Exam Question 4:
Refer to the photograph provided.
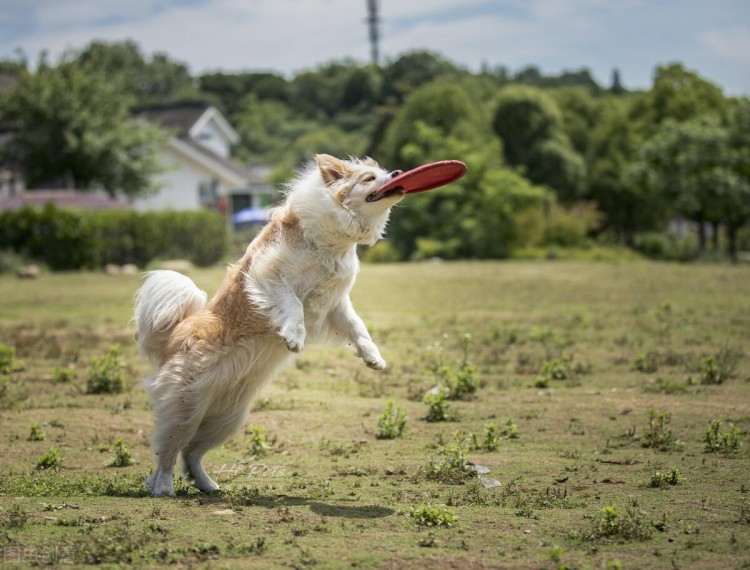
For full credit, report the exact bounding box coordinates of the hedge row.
[0,204,228,270]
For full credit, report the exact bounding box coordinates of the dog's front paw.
[364,355,387,371]
[280,322,306,353]
[358,339,387,370]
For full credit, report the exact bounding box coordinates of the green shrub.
[247,426,271,456]
[86,345,124,395]
[0,204,228,270]
[634,232,697,262]
[594,502,654,541]
[107,438,135,467]
[422,391,457,422]
[425,434,476,484]
[409,504,457,527]
[28,423,46,442]
[375,400,407,439]
[632,351,659,373]
[703,420,743,455]
[649,468,681,488]
[502,418,520,439]
[641,409,680,451]
[361,240,402,263]
[0,249,28,274]
[699,348,740,385]
[1,504,29,528]
[52,367,76,384]
[0,343,26,374]
[481,423,501,451]
[36,447,64,470]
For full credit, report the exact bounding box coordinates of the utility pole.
[366,0,380,66]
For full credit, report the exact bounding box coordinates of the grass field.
[0,260,748,569]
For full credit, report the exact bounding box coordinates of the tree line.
[1,41,748,261]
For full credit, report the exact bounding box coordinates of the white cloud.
[699,26,750,66]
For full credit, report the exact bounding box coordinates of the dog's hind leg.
[149,399,205,497]
[181,405,251,493]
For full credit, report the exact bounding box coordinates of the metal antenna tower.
[366,0,380,66]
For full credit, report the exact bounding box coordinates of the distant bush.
[0,203,227,270]
[634,232,697,262]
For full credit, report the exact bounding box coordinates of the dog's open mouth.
[366,187,404,203]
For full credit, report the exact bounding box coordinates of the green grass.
[0,261,749,568]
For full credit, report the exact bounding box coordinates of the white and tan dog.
[134,154,404,497]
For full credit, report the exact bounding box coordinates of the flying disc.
[367,160,467,202]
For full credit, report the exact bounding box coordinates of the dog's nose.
[390,170,403,178]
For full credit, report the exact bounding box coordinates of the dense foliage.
[1,42,748,261]
[0,204,227,270]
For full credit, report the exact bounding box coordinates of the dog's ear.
[315,154,349,187]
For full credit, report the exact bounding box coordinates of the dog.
[133,154,405,497]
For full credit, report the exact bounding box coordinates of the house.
[132,102,274,219]
[0,98,274,224]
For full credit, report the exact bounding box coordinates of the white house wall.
[132,147,224,211]
[192,118,231,158]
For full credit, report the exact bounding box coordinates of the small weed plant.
[86,345,124,394]
[699,348,740,385]
[425,434,476,484]
[594,500,654,541]
[649,468,681,488]
[703,420,743,455]
[469,423,501,451]
[1,504,29,529]
[247,426,271,456]
[502,418,520,439]
[28,422,46,441]
[0,342,26,374]
[422,391,457,422]
[36,446,64,470]
[108,438,135,467]
[641,409,680,451]
[52,367,76,384]
[375,400,407,439]
[409,504,457,527]
[426,333,479,400]
[632,351,659,373]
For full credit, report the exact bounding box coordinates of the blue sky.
[1,0,749,94]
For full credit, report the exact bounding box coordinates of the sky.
[1,0,749,94]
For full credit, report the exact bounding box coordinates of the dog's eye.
[363,175,376,183]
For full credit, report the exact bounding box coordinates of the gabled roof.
[132,101,239,143]
[132,101,210,136]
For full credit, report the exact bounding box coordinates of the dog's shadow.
[201,492,394,520]
[275,495,393,519]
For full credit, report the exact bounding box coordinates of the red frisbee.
[367,160,467,202]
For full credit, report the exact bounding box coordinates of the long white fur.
[134,155,403,497]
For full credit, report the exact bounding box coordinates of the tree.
[631,111,750,260]
[493,85,585,202]
[199,71,289,117]
[379,80,487,170]
[379,50,464,104]
[76,40,200,105]
[1,56,165,198]
[629,63,727,136]
[587,102,666,244]
[381,121,550,260]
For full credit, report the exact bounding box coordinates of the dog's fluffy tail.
[134,270,208,364]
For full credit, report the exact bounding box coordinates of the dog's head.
[315,154,404,211]
[301,154,405,245]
